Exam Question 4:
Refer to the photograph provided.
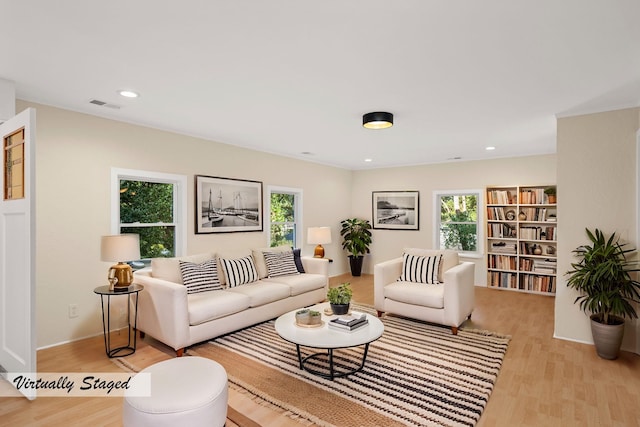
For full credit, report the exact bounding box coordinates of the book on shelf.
[490,241,517,254]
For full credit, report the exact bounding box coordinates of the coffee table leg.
[296,344,304,370]
[328,349,334,380]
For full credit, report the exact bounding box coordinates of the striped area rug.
[195,305,510,427]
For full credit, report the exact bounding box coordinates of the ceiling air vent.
[89,99,121,109]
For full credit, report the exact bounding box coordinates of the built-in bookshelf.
[486,185,557,295]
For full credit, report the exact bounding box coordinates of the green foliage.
[120,180,174,258]
[340,218,372,257]
[440,195,477,251]
[566,228,640,324]
[270,193,295,247]
[327,282,353,304]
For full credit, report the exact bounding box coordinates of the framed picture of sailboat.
[196,175,263,234]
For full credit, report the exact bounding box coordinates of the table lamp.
[307,227,331,258]
[101,234,141,289]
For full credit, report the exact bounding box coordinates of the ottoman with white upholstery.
[123,356,228,427]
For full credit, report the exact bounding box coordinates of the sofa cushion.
[403,248,459,283]
[226,281,291,307]
[262,273,326,296]
[263,250,300,278]
[220,255,259,287]
[187,290,251,326]
[251,245,291,278]
[399,253,441,284]
[179,259,223,294]
[384,281,445,309]
[151,253,214,284]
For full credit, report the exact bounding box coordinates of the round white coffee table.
[274,303,384,380]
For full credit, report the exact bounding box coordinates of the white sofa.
[133,248,329,356]
[374,249,475,334]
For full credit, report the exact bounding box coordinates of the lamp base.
[109,263,134,288]
[313,245,325,258]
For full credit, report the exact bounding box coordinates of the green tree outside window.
[120,180,175,258]
[440,194,478,252]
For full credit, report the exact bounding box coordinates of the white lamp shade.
[100,234,141,262]
[307,227,332,245]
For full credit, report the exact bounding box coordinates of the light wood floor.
[2,274,639,426]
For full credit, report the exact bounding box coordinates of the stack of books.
[328,311,368,331]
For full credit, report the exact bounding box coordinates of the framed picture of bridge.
[196,175,263,234]
[372,191,419,230]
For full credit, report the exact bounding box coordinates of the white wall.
[23,97,640,353]
[351,155,557,283]
[555,107,640,352]
[21,100,352,348]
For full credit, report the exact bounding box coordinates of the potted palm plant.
[566,228,640,359]
[340,218,372,276]
[327,282,353,315]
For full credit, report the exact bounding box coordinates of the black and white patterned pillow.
[263,250,300,278]
[398,253,442,284]
[220,256,259,287]
[179,259,223,294]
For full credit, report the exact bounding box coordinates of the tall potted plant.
[566,228,640,359]
[340,218,372,276]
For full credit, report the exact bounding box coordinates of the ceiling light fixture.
[118,90,139,98]
[363,112,393,129]
[485,146,496,151]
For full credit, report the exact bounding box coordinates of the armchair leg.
[376,310,384,317]
[451,326,458,335]
[176,348,184,357]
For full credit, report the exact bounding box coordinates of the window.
[111,168,187,259]
[268,186,302,248]
[435,190,482,255]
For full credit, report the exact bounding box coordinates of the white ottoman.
[123,356,228,427]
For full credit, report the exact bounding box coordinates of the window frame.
[266,185,303,248]
[433,189,483,256]
[111,168,187,257]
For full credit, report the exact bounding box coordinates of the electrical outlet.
[68,304,78,318]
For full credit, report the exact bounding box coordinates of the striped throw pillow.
[399,253,442,284]
[220,256,259,287]
[263,250,300,278]
[179,259,223,294]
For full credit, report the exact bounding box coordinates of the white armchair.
[374,249,475,334]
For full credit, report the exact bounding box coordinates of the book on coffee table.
[329,313,368,331]
[333,311,366,326]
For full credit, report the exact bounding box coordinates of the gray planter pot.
[590,314,625,360]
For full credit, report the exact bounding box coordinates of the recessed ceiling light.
[118,90,139,98]
[485,146,496,151]
[364,158,373,162]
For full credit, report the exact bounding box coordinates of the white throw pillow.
[179,259,223,294]
[263,250,300,278]
[399,253,442,284]
[220,255,259,287]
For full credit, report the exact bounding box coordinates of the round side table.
[93,284,144,358]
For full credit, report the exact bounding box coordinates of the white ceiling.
[2,1,639,170]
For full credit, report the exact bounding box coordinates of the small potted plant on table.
[327,282,353,315]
